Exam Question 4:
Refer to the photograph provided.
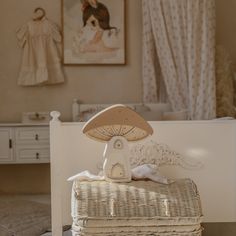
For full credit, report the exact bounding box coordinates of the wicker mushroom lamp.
[82,104,153,183]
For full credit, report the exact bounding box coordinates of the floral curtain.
[142,0,216,120]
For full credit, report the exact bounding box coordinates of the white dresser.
[0,124,49,164]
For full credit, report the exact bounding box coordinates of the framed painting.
[62,0,126,65]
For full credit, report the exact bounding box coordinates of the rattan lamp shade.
[82,104,153,142]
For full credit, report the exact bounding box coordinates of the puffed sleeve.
[16,23,28,48]
[50,21,62,43]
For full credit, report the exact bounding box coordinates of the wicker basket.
[71,179,203,236]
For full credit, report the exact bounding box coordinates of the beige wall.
[0,0,236,194]
[0,0,142,123]
[216,0,236,70]
[0,0,236,123]
[0,164,50,194]
[0,0,142,194]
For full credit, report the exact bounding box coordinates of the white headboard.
[50,112,236,235]
[72,102,172,121]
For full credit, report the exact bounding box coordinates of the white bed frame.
[50,112,236,236]
[72,102,172,121]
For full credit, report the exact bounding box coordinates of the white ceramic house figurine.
[82,104,153,182]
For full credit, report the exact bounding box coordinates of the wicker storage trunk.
[71,179,203,236]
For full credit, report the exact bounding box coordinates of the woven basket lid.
[82,104,153,142]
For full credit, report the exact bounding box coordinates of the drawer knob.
[36,152,39,159]
[35,134,39,140]
[9,139,12,149]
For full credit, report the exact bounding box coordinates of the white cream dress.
[16,17,64,86]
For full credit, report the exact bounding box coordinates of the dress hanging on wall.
[16,9,64,86]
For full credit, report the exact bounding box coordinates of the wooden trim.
[50,114,63,236]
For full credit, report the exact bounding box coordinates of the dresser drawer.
[15,146,50,163]
[15,127,49,144]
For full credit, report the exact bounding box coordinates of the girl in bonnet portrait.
[73,0,120,55]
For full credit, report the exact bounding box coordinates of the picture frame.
[62,0,126,65]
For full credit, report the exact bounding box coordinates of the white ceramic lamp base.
[103,136,131,183]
